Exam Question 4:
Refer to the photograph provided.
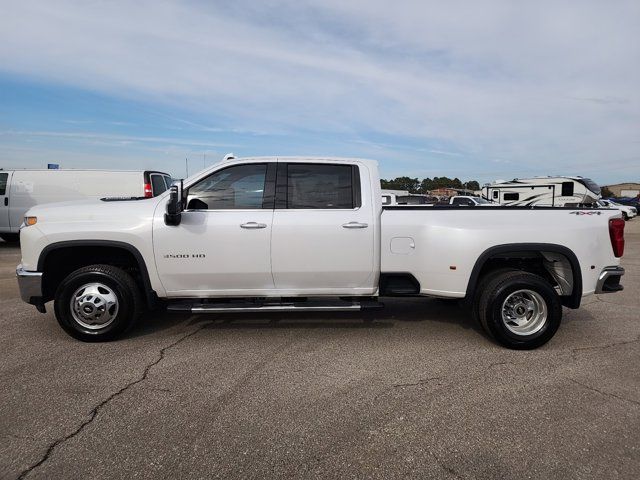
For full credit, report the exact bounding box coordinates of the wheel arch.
[38,240,157,308]
[465,243,582,309]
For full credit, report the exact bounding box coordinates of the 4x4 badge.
[569,211,601,215]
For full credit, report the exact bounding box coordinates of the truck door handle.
[240,222,267,229]
[342,221,368,229]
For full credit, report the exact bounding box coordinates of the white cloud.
[0,129,237,149]
[0,0,638,181]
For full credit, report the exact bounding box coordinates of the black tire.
[469,267,516,324]
[476,270,562,349]
[0,233,20,243]
[54,264,144,342]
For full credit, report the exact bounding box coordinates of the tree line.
[380,176,481,194]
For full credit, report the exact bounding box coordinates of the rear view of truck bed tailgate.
[380,206,623,301]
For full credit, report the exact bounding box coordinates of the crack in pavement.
[569,378,640,407]
[572,336,640,354]
[16,321,210,480]
[426,448,467,480]
[393,376,444,388]
[196,336,299,421]
[593,295,639,307]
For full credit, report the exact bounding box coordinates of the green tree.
[380,177,420,193]
[465,180,480,191]
[385,176,481,194]
[601,186,614,198]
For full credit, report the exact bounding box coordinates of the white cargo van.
[0,169,171,241]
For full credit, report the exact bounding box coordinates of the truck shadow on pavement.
[131,298,482,338]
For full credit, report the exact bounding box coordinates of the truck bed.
[380,206,619,299]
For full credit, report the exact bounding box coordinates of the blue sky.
[1,0,639,184]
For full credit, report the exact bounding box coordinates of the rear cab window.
[277,163,361,209]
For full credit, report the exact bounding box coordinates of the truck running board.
[167,299,383,314]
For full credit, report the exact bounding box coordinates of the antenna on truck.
[223,153,235,161]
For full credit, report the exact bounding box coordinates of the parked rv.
[482,176,601,207]
[0,169,172,241]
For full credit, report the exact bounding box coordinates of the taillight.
[609,218,625,257]
[144,182,153,198]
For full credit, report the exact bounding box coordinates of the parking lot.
[0,222,638,479]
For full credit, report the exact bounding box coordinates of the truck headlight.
[24,216,38,227]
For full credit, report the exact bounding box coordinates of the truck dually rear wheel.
[54,264,143,342]
[477,270,562,349]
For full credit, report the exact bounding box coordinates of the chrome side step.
[167,299,383,314]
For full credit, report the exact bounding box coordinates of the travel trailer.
[482,176,601,207]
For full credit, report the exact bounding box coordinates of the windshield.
[474,197,492,204]
[578,178,601,195]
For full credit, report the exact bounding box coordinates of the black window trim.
[274,162,362,210]
[503,192,520,201]
[183,162,277,211]
[561,181,574,197]
[149,173,169,197]
[0,172,8,196]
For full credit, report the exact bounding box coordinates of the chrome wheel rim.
[70,282,119,330]
[501,289,547,336]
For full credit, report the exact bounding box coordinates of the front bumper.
[595,266,625,294]
[16,265,45,312]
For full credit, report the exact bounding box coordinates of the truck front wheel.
[54,264,143,342]
[477,270,561,349]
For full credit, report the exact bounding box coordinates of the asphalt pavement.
[1,221,639,479]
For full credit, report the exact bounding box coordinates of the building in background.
[430,187,459,197]
[604,183,640,198]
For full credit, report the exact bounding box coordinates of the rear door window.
[284,164,358,209]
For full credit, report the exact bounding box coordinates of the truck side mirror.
[164,185,183,226]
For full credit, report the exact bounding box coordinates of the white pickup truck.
[17,157,626,349]
[449,195,495,206]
